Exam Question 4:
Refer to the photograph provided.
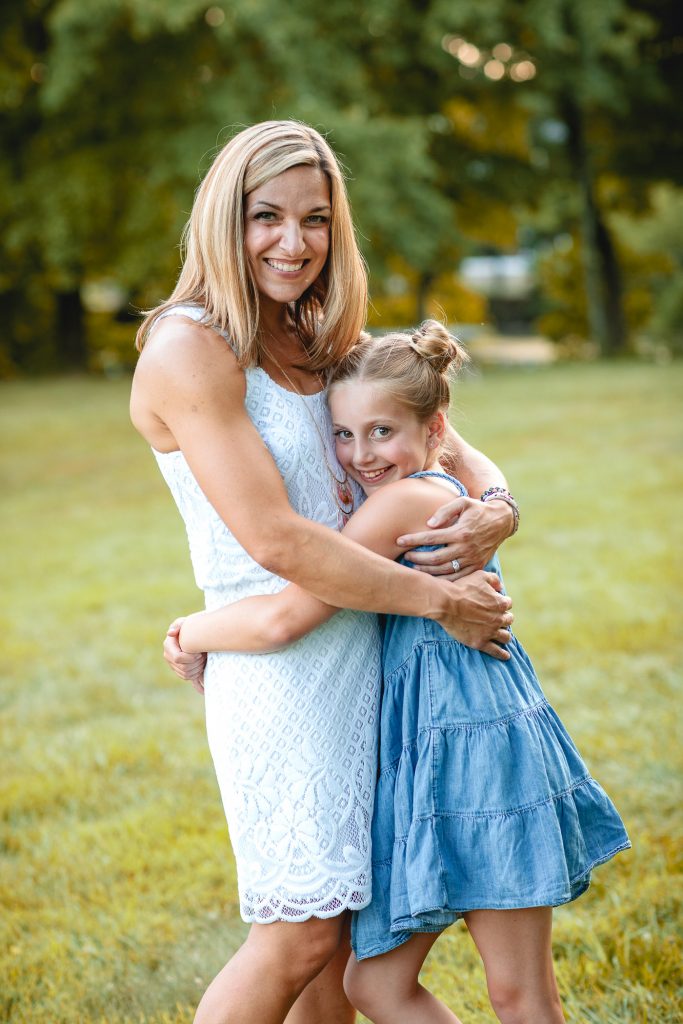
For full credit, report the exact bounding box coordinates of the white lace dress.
[151,306,382,923]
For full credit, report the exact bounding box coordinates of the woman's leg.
[194,915,346,1024]
[464,908,565,1024]
[344,932,463,1024]
[285,914,356,1024]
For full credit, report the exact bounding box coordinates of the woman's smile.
[264,258,307,274]
[244,165,331,306]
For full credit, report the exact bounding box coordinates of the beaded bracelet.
[480,486,520,536]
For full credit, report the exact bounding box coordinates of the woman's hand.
[437,570,514,660]
[163,618,207,694]
[396,496,515,579]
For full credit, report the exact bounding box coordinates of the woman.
[131,120,515,1024]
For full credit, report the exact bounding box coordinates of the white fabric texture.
[152,306,381,922]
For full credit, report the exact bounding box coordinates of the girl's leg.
[344,931,463,1024]
[285,914,356,1024]
[464,908,565,1024]
[194,915,346,1024]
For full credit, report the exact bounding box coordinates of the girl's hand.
[396,496,515,579]
[163,618,207,694]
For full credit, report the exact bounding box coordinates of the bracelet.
[480,486,520,536]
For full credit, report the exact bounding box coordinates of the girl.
[176,322,630,1024]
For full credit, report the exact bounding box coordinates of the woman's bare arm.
[131,319,512,648]
[443,424,508,496]
[178,477,513,658]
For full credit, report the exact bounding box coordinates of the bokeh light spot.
[205,7,225,27]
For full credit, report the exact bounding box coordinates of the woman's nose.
[278,220,305,256]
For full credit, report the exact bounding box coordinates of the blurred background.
[1,0,682,374]
[2,5,682,1023]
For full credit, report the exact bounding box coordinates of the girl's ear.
[426,410,447,449]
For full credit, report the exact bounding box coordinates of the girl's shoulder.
[361,472,466,521]
[342,472,468,560]
[408,470,468,497]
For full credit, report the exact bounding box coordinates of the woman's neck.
[258,306,302,363]
[257,308,323,393]
[258,296,290,339]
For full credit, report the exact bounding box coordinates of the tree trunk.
[596,216,626,356]
[562,97,626,356]
[56,288,87,369]
[415,271,434,323]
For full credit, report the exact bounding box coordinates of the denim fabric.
[352,472,630,960]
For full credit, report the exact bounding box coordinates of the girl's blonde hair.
[328,320,469,422]
[136,120,367,369]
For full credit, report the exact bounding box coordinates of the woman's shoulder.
[131,307,246,438]
[138,307,240,378]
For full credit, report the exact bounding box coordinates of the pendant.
[336,478,354,511]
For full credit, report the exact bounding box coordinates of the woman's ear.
[426,410,447,449]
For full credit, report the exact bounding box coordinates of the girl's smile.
[331,382,442,494]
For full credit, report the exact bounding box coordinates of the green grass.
[1,363,681,1023]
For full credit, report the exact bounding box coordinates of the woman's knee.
[300,919,345,977]
[249,917,343,989]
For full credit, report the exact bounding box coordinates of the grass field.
[1,362,681,1023]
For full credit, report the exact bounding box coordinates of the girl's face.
[244,165,331,311]
[330,381,443,494]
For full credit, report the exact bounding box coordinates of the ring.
[451,558,461,572]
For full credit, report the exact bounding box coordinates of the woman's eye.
[334,429,352,441]
[306,215,329,225]
[254,211,277,221]
[372,426,391,438]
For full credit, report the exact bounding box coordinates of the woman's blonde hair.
[328,320,469,423]
[136,120,367,368]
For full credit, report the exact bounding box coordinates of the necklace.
[260,335,355,526]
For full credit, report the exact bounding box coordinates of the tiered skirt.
[352,632,630,959]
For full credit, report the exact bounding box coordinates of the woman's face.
[244,165,331,310]
[330,381,440,495]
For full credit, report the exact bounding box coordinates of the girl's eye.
[306,215,329,225]
[334,429,352,441]
[254,211,277,221]
[371,426,391,438]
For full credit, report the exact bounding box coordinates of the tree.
[426,0,677,354]
[1,0,679,371]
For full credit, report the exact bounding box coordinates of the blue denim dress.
[352,471,630,960]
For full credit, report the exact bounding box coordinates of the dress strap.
[152,304,235,351]
[408,470,468,497]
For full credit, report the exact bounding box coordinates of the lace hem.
[241,878,372,923]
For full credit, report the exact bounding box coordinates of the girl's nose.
[278,220,305,256]
[354,441,373,465]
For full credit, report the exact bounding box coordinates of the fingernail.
[427,516,438,526]
[397,537,407,545]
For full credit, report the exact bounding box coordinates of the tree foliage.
[0,0,679,372]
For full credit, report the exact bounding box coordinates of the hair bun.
[409,320,467,374]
